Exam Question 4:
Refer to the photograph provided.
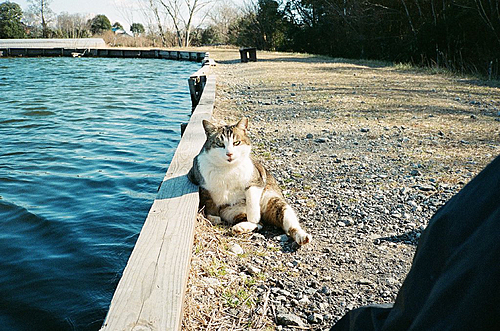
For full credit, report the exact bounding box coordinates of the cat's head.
[202,118,251,165]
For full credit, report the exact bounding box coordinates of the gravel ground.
[182,49,500,330]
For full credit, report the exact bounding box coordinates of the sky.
[14,0,146,30]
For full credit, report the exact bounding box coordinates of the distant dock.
[0,38,206,62]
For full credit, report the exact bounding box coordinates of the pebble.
[202,277,220,287]
[298,296,310,305]
[277,313,305,327]
[228,243,244,255]
[418,185,435,191]
[274,234,289,242]
[410,169,421,176]
[307,313,324,324]
[358,279,374,286]
[246,265,261,275]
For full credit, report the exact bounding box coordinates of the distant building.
[112,27,130,36]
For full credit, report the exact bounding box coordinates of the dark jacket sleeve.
[331,154,500,331]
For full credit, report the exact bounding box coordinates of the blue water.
[0,57,199,330]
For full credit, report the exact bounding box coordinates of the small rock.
[228,243,244,255]
[202,277,220,287]
[320,286,331,295]
[298,296,310,305]
[410,169,421,176]
[277,313,305,327]
[315,138,327,143]
[360,128,370,133]
[278,289,292,297]
[319,302,330,310]
[274,234,289,242]
[418,185,435,192]
[252,233,265,240]
[306,133,314,139]
[307,313,324,324]
[358,279,374,286]
[246,265,261,275]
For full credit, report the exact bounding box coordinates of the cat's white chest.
[198,154,253,206]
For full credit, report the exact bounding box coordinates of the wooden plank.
[0,44,206,61]
[100,72,215,331]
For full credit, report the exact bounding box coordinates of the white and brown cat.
[188,117,311,245]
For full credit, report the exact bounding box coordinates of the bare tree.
[56,12,89,38]
[206,2,241,44]
[27,0,54,38]
[143,0,210,47]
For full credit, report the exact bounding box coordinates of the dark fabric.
[331,155,500,331]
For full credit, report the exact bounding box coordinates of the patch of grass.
[262,151,271,159]
[205,259,228,277]
[222,288,255,308]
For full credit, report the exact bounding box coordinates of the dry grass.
[182,213,275,330]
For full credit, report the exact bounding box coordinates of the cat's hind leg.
[262,196,311,245]
[283,206,311,245]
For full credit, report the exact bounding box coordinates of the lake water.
[0,57,199,330]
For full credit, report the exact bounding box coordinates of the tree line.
[1,0,498,77]
[227,0,499,77]
[0,1,145,39]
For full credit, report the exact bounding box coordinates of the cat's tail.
[262,196,311,245]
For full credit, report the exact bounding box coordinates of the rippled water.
[0,57,199,330]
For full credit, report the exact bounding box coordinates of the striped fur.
[188,118,311,245]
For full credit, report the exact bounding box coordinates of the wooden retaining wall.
[0,47,206,62]
[100,62,215,330]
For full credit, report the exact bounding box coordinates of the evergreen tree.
[88,14,111,35]
[130,23,145,36]
[0,1,26,38]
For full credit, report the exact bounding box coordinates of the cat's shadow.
[251,226,303,253]
[156,174,197,200]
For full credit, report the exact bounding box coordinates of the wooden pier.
[99,55,215,331]
[0,39,206,61]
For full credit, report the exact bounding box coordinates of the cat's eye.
[234,140,241,146]
[216,141,225,148]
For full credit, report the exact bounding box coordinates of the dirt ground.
[182,48,500,330]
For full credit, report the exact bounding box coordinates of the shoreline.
[182,48,500,329]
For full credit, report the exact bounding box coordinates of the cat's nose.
[226,152,233,157]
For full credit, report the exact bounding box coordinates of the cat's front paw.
[232,222,262,234]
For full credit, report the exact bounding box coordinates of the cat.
[188,117,311,245]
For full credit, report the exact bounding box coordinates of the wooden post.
[248,48,257,62]
[188,66,210,110]
[239,48,248,63]
[239,47,257,63]
[100,74,216,331]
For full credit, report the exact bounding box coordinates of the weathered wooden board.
[0,40,206,61]
[100,73,215,331]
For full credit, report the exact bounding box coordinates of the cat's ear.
[202,119,216,136]
[236,117,248,131]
